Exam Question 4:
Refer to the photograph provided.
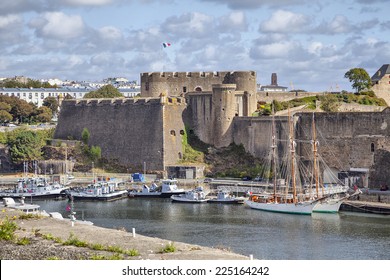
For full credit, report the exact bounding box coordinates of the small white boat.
[128,179,185,198]
[67,179,127,201]
[207,190,246,204]
[0,177,69,200]
[171,186,209,203]
[2,197,40,214]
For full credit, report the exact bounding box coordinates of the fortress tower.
[212,84,237,148]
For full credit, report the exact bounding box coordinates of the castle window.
[195,87,202,92]
[179,130,185,135]
[371,143,375,153]
[170,130,176,136]
[178,152,182,159]
[145,82,149,91]
[266,92,269,97]
[183,86,187,93]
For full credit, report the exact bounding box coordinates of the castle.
[54,69,390,186]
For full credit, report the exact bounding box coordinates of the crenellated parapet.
[140,71,257,100]
[61,97,186,108]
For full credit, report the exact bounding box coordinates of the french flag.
[162,42,171,48]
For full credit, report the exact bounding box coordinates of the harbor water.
[37,198,389,260]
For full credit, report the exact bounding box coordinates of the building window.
[371,143,375,153]
[195,87,202,92]
[183,87,187,93]
[170,130,176,136]
[178,152,182,159]
[180,130,185,135]
[145,82,149,91]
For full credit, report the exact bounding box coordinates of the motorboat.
[67,179,127,201]
[0,177,69,200]
[207,190,246,204]
[171,186,209,203]
[128,179,185,198]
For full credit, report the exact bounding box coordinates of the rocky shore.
[0,208,249,260]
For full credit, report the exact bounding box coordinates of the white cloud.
[64,0,114,5]
[260,10,309,33]
[29,12,85,40]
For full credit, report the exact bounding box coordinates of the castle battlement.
[141,71,255,80]
[61,97,187,108]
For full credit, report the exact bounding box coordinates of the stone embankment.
[0,208,249,260]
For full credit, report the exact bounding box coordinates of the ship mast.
[271,103,277,201]
[289,108,297,204]
[312,113,320,198]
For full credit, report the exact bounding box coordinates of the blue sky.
[0,0,389,91]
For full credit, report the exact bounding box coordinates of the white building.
[0,87,140,107]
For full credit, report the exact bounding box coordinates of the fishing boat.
[67,179,127,201]
[171,186,209,203]
[246,108,318,215]
[207,190,246,204]
[0,177,69,200]
[128,179,185,198]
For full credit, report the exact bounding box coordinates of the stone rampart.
[54,98,186,172]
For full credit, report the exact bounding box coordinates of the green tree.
[84,85,123,98]
[89,145,102,162]
[0,110,13,123]
[43,97,59,115]
[7,129,45,163]
[344,68,372,93]
[0,102,11,112]
[81,128,90,144]
[34,106,52,123]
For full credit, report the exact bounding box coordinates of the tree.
[84,84,123,98]
[0,110,13,123]
[344,68,372,93]
[34,106,52,123]
[81,128,90,144]
[89,145,102,162]
[7,129,45,163]
[43,97,59,115]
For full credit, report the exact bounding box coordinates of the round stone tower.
[212,84,237,148]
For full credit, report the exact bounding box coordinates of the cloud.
[0,14,25,46]
[260,10,310,33]
[199,0,306,9]
[218,11,248,32]
[29,12,85,40]
[64,0,114,6]
[162,12,214,39]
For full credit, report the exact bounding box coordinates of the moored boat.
[171,186,209,203]
[0,177,69,200]
[207,190,246,204]
[67,179,127,201]
[128,179,185,198]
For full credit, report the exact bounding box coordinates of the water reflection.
[36,199,390,260]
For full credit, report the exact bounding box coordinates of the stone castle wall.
[54,98,186,172]
[231,109,390,185]
[141,70,257,97]
[372,73,390,106]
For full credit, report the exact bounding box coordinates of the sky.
[0,0,389,92]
